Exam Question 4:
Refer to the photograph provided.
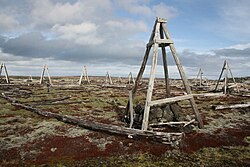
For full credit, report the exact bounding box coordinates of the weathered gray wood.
[40,64,52,85]
[147,39,173,47]
[79,66,90,85]
[0,63,3,77]
[105,72,113,85]
[142,21,161,131]
[215,60,239,94]
[162,23,204,128]
[215,102,250,110]
[1,93,183,145]
[0,63,10,84]
[150,119,195,127]
[3,64,10,84]
[228,64,239,92]
[129,90,134,128]
[160,24,170,97]
[215,60,226,92]
[148,94,193,106]
[128,72,135,84]
[193,68,203,86]
[125,20,157,113]
[39,65,45,84]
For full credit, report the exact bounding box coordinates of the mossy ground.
[0,76,249,166]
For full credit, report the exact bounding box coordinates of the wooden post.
[3,64,10,84]
[162,25,203,128]
[0,63,3,77]
[125,19,157,113]
[105,72,113,85]
[79,67,84,85]
[128,72,135,84]
[215,60,226,92]
[228,63,239,93]
[215,60,238,94]
[129,90,134,128]
[141,21,160,131]
[199,69,203,86]
[40,64,52,86]
[0,63,10,84]
[160,24,170,97]
[40,65,46,84]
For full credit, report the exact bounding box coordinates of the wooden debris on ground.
[1,93,183,145]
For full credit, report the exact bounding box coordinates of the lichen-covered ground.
[0,76,249,166]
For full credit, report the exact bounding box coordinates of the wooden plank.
[150,119,195,127]
[147,39,173,47]
[148,94,193,106]
[215,102,250,110]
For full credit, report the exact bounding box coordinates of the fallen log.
[1,93,183,145]
[215,102,250,110]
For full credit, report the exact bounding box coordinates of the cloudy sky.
[0,0,249,78]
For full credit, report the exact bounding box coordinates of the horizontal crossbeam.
[148,94,193,106]
[147,39,173,47]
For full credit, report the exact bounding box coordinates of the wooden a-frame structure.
[0,63,10,84]
[128,72,135,84]
[192,68,208,86]
[214,60,239,94]
[105,72,113,84]
[127,17,203,131]
[40,64,52,85]
[79,66,90,85]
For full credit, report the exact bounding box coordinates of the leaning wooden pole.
[125,20,157,113]
[40,65,46,84]
[3,63,10,84]
[162,24,204,128]
[141,22,160,131]
[160,24,170,97]
[215,60,226,92]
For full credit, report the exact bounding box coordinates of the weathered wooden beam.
[150,119,195,127]
[147,39,173,47]
[160,24,170,97]
[162,24,204,129]
[129,90,134,128]
[215,102,250,110]
[1,93,183,145]
[141,22,161,131]
[148,94,193,106]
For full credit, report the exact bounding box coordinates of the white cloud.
[52,22,104,45]
[30,0,113,27]
[223,43,250,50]
[116,0,178,19]
[152,2,178,19]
